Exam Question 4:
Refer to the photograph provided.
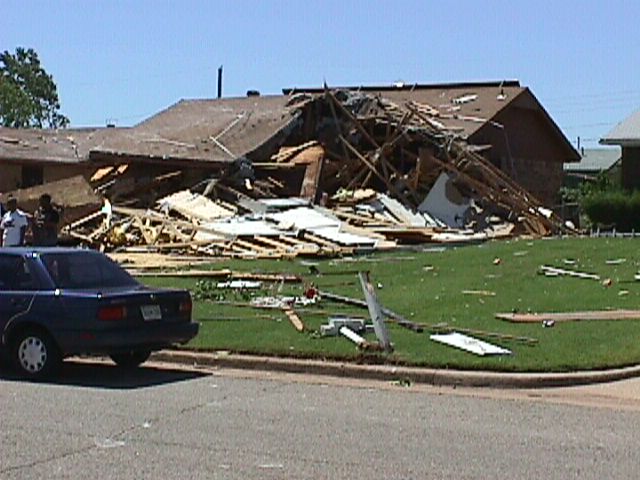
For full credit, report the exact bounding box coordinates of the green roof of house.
[564,147,620,172]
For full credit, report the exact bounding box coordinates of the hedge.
[583,190,640,231]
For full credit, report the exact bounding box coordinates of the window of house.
[21,165,44,188]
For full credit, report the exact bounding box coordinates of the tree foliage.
[0,47,69,128]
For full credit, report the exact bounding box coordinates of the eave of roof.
[600,109,640,146]
[283,80,521,94]
[0,126,126,164]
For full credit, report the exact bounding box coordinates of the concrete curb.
[151,350,640,389]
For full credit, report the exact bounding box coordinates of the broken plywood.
[158,190,236,222]
[430,332,512,356]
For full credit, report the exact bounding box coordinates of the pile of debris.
[50,89,572,258]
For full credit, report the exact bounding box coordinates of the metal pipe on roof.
[217,66,223,99]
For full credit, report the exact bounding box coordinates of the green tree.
[0,47,69,128]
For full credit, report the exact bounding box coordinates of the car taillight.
[179,298,192,314]
[98,305,127,321]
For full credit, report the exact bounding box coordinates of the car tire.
[12,329,61,380]
[110,350,151,368]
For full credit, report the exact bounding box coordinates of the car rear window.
[41,252,139,289]
[0,255,38,291]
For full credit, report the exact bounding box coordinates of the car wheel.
[13,329,61,379]
[110,350,151,368]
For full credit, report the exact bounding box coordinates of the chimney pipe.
[217,65,223,99]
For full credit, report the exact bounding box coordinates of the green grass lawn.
[140,237,640,372]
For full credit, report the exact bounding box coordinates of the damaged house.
[0,81,578,257]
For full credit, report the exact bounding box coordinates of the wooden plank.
[299,157,324,201]
[496,310,640,323]
[540,265,600,280]
[283,307,305,332]
[301,232,343,249]
[254,235,297,251]
[132,270,232,278]
[233,238,277,254]
[276,235,313,247]
[271,140,320,163]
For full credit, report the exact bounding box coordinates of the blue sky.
[5,0,639,148]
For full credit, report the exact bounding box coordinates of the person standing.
[32,194,60,247]
[0,196,29,247]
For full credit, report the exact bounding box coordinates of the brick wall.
[0,163,91,194]
[470,100,570,206]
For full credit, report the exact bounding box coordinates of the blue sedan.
[0,248,199,378]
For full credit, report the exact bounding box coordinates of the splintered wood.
[61,89,573,259]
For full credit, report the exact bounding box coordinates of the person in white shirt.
[0,196,29,247]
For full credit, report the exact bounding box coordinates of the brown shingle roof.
[93,95,300,163]
[284,81,525,138]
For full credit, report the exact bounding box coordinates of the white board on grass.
[430,332,512,356]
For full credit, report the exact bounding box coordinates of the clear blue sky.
[5,0,639,148]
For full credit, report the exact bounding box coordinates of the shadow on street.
[0,357,208,389]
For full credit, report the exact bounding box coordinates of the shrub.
[583,190,640,231]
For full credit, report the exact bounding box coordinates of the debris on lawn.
[320,316,371,336]
[216,280,262,289]
[49,89,573,260]
[430,332,512,356]
[319,289,423,332]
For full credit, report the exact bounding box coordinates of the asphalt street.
[1,359,640,480]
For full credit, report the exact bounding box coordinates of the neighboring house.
[563,147,621,188]
[0,127,122,193]
[600,110,640,189]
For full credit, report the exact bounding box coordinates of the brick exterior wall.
[469,93,573,206]
[0,163,91,193]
